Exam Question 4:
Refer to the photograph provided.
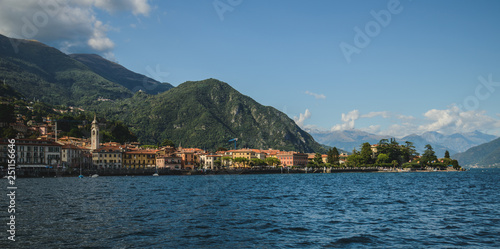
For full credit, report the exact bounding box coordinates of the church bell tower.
[91,114,100,150]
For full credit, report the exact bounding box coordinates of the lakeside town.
[0,109,464,177]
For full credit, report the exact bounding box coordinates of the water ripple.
[1,170,499,248]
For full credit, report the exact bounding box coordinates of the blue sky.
[1,0,500,137]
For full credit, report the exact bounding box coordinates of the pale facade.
[0,139,61,167]
[92,146,123,169]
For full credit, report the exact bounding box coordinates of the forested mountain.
[90,79,325,152]
[0,83,23,99]
[454,137,500,168]
[70,54,173,95]
[0,34,133,106]
[0,35,325,152]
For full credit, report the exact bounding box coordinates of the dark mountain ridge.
[91,78,326,152]
[70,54,173,95]
[0,34,132,106]
[0,35,324,152]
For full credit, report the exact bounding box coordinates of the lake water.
[1,169,499,248]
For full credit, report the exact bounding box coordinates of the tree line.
[343,139,461,170]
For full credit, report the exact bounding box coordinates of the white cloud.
[360,125,381,134]
[396,114,416,121]
[294,109,312,128]
[0,0,151,54]
[331,110,360,131]
[361,111,390,119]
[87,20,114,51]
[323,106,500,137]
[418,105,500,134]
[92,0,151,16]
[305,91,326,99]
[383,123,419,137]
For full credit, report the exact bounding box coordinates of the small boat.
[90,174,99,178]
[153,173,159,176]
[78,175,84,178]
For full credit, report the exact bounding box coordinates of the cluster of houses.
[0,115,350,171]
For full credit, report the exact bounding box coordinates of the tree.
[313,153,323,167]
[265,157,281,167]
[68,127,83,138]
[451,159,461,170]
[376,138,402,166]
[360,142,374,165]
[161,139,175,148]
[250,158,265,167]
[233,157,250,168]
[1,127,17,138]
[379,139,389,146]
[377,153,390,164]
[444,150,450,159]
[214,159,222,168]
[0,104,16,125]
[421,144,438,167]
[346,154,363,167]
[401,141,419,163]
[327,147,340,165]
[217,147,228,152]
[221,156,232,168]
[392,160,398,168]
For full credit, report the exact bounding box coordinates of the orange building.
[276,152,308,167]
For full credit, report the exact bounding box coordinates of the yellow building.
[92,146,123,169]
[123,149,157,169]
[232,149,257,160]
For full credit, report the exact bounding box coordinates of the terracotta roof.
[62,144,80,149]
[124,150,158,154]
[0,138,61,146]
[93,146,123,153]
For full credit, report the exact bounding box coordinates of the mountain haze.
[454,137,500,168]
[308,129,392,152]
[309,128,496,156]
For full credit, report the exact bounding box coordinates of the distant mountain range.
[0,34,325,152]
[401,131,497,157]
[454,137,500,168]
[308,129,497,157]
[307,129,392,152]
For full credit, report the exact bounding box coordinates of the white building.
[0,139,61,168]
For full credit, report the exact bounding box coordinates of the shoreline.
[1,167,464,178]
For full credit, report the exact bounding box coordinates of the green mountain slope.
[91,79,325,152]
[0,35,325,153]
[0,34,132,106]
[70,54,173,95]
[454,137,500,168]
[0,83,23,98]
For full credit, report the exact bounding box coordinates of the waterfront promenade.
[0,166,462,178]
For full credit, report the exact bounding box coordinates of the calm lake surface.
[1,169,499,248]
